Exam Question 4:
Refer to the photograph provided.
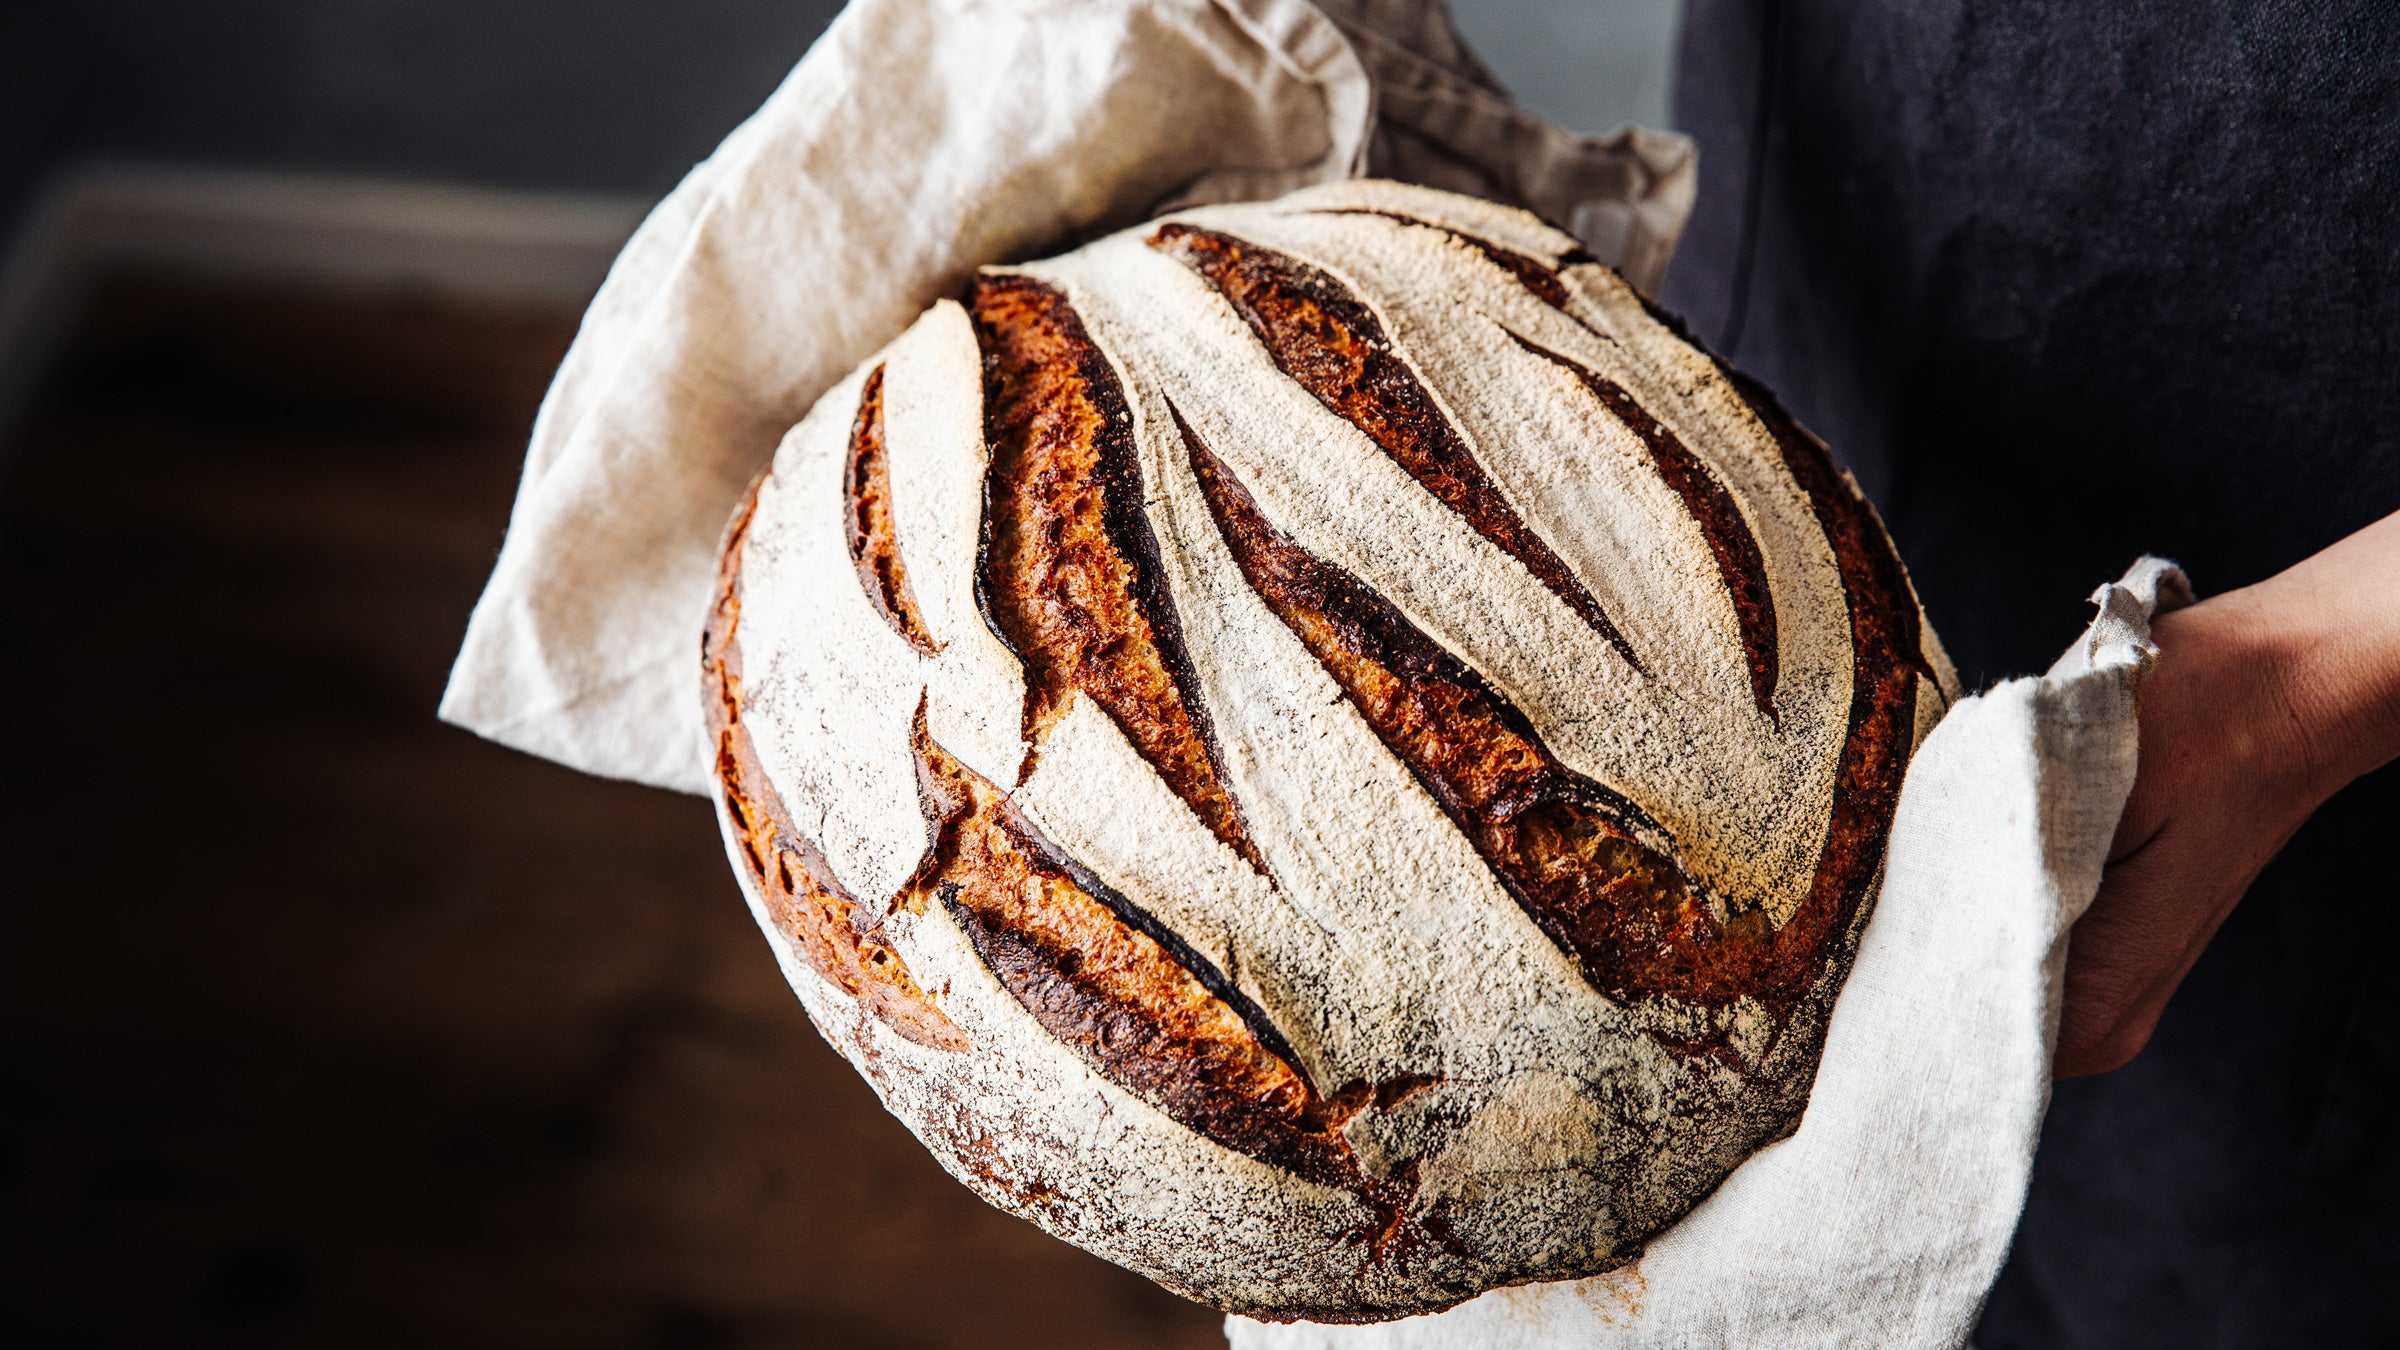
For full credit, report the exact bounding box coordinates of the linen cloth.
[439,1,2171,1344]
[438,0,1692,792]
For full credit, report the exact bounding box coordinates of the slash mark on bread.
[1305,207,1590,310]
[1149,222,1644,674]
[1261,212,1922,1021]
[705,472,965,1051]
[968,273,1269,875]
[843,364,942,656]
[905,700,1445,1204]
[1506,332,1781,720]
[1170,404,1821,1012]
[1712,370,1922,1010]
[1309,207,1783,718]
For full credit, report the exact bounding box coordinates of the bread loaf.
[701,180,1955,1321]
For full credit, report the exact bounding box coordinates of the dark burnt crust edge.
[1147,221,1645,675]
[703,470,966,1052]
[968,272,1267,872]
[842,363,942,657]
[1711,369,1922,1011]
[1504,330,1782,720]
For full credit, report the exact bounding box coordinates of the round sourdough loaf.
[701,180,1956,1322]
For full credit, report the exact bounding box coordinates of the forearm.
[2229,509,2400,802]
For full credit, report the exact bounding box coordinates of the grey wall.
[2,1,1682,247]
[1451,0,1680,136]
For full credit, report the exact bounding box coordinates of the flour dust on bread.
[701,180,1957,1322]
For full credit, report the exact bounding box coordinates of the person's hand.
[2056,512,2400,1078]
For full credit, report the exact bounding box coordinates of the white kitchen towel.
[438,0,1693,793]
[1231,557,2194,1350]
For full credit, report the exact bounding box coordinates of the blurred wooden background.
[0,272,1226,1349]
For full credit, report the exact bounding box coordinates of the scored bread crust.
[701,180,1958,1321]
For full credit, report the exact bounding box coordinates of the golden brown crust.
[704,472,966,1051]
[843,364,941,656]
[704,188,1946,1320]
[1148,222,1642,673]
[968,273,1266,873]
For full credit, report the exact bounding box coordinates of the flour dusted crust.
[701,181,1958,1322]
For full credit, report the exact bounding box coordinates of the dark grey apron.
[1660,3,2400,1344]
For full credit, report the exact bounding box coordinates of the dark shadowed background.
[0,2,850,234]
[0,3,1680,1347]
[0,1,1676,245]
